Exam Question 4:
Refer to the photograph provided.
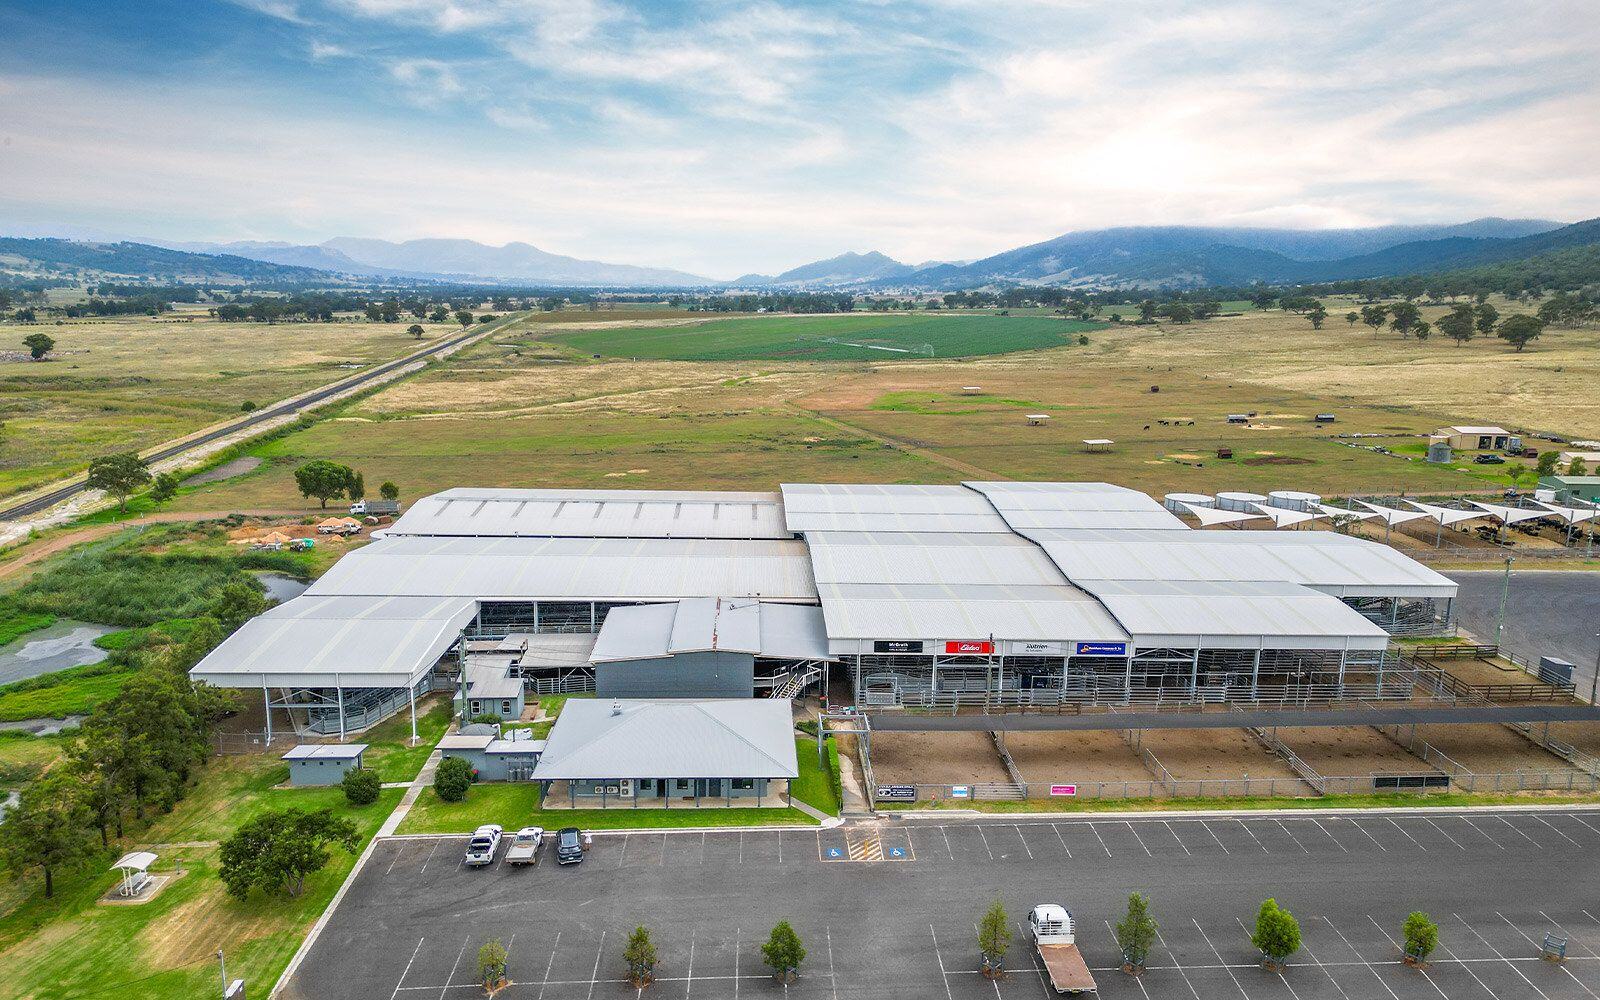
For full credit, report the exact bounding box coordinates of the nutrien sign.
[944,640,994,655]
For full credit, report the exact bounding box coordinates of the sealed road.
[1450,570,1600,697]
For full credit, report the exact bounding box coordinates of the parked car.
[463,824,503,867]
[556,827,585,865]
[1474,453,1506,464]
[505,827,544,866]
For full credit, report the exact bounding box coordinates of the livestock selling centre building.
[190,483,1458,737]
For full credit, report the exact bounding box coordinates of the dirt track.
[0,510,302,579]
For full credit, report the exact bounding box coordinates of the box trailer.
[1030,904,1097,994]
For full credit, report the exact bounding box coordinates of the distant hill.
[895,218,1568,289]
[320,237,709,286]
[769,250,914,286]
[164,240,399,277]
[0,238,331,282]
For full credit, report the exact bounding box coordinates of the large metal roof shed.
[965,480,1189,530]
[306,535,819,602]
[532,699,799,780]
[189,595,476,689]
[1077,579,1392,650]
[382,487,792,540]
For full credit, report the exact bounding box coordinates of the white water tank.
[1215,491,1268,512]
[1267,490,1321,512]
[1163,492,1215,513]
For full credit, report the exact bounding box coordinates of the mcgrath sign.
[874,640,924,654]
[1074,641,1129,657]
[1049,784,1078,797]
[876,784,917,802]
[944,640,995,655]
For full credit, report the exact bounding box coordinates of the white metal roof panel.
[188,595,477,689]
[1078,579,1391,650]
[306,536,819,602]
[815,582,1128,642]
[591,600,832,662]
[803,531,1074,588]
[282,744,368,760]
[385,487,790,539]
[779,483,1013,533]
[533,699,799,779]
[1021,528,1456,598]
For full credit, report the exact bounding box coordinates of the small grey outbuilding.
[438,729,546,781]
[282,743,368,786]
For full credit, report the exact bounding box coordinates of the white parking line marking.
[1502,912,1600,1000]
[930,924,955,1000]
[1102,920,1154,1000]
[1499,815,1542,847]
[1324,917,1402,1000]
[617,833,630,869]
[1345,818,1389,852]
[385,842,411,876]
[586,930,607,1000]
[1200,820,1230,854]
[977,825,995,860]
[439,937,469,1000]
[1364,915,1446,1000]
[701,830,707,865]
[1567,813,1600,839]
[1462,816,1507,849]
[537,931,561,1000]
[661,832,667,866]
[417,839,441,874]
[1014,825,1035,860]
[941,825,955,861]
[1090,824,1113,858]
[1274,818,1310,853]
[391,937,425,1000]
[1309,818,1348,852]
[1051,823,1073,858]
[1455,913,1553,1000]
[685,931,696,997]
[1545,912,1598,957]
[1126,821,1153,857]
[738,831,744,864]
[1235,818,1268,852]
[777,830,782,864]
[1164,820,1192,856]
[1151,927,1201,1000]
[1423,817,1467,850]
[1192,919,1250,999]
[1387,817,1427,851]
[827,925,840,1000]
[734,928,740,1000]
[1534,815,1583,847]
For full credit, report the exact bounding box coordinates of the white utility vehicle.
[1030,904,1097,994]
[463,824,503,867]
[504,826,544,866]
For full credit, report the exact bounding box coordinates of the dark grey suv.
[556,827,584,865]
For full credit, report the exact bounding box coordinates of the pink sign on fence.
[1049,784,1078,797]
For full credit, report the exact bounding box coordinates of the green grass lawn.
[360,694,453,782]
[0,750,401,1000]
[0,607,56,647]
[0,732,66,790]
[549,313,1105,361]
[398,781,819,833]
[787,735,841,816]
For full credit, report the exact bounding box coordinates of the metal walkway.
[868,703,1600,732]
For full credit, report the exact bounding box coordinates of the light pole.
[1494,556,1513,648]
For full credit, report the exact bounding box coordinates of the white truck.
[1030,904,1097,994]
[504,826,544,866]
[349,499,400,517]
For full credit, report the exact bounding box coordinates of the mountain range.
[6,216,1597,291]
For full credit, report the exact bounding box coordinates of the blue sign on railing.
[1074,641,1129,657]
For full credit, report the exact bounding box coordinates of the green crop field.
[548,312,1105,361]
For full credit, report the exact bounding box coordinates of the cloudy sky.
[1,0,1597,277]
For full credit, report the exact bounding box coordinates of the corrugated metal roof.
[189,595,476,688]
[816,582,1128,642]
[804,531,1074,588]
[1018,528,1456,598]
[1077,579,1391,650]
[384,487,791,540]
[780,483,1013,533]
[590,600,832,662]
[964,481,1188,529]
[532,699,799,779]
[282,744,368,760]
[306,536,819,602]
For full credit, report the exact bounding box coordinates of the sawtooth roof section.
[962,481,1189,530]
[306,536,819,603]
[590,600,832,663]
[532,699,799,780]
[383,487,791,540]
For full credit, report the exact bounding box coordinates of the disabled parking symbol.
[824,846,845,859]
[886,846,907,859]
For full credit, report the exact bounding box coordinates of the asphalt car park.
[286,808,1600,1000]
